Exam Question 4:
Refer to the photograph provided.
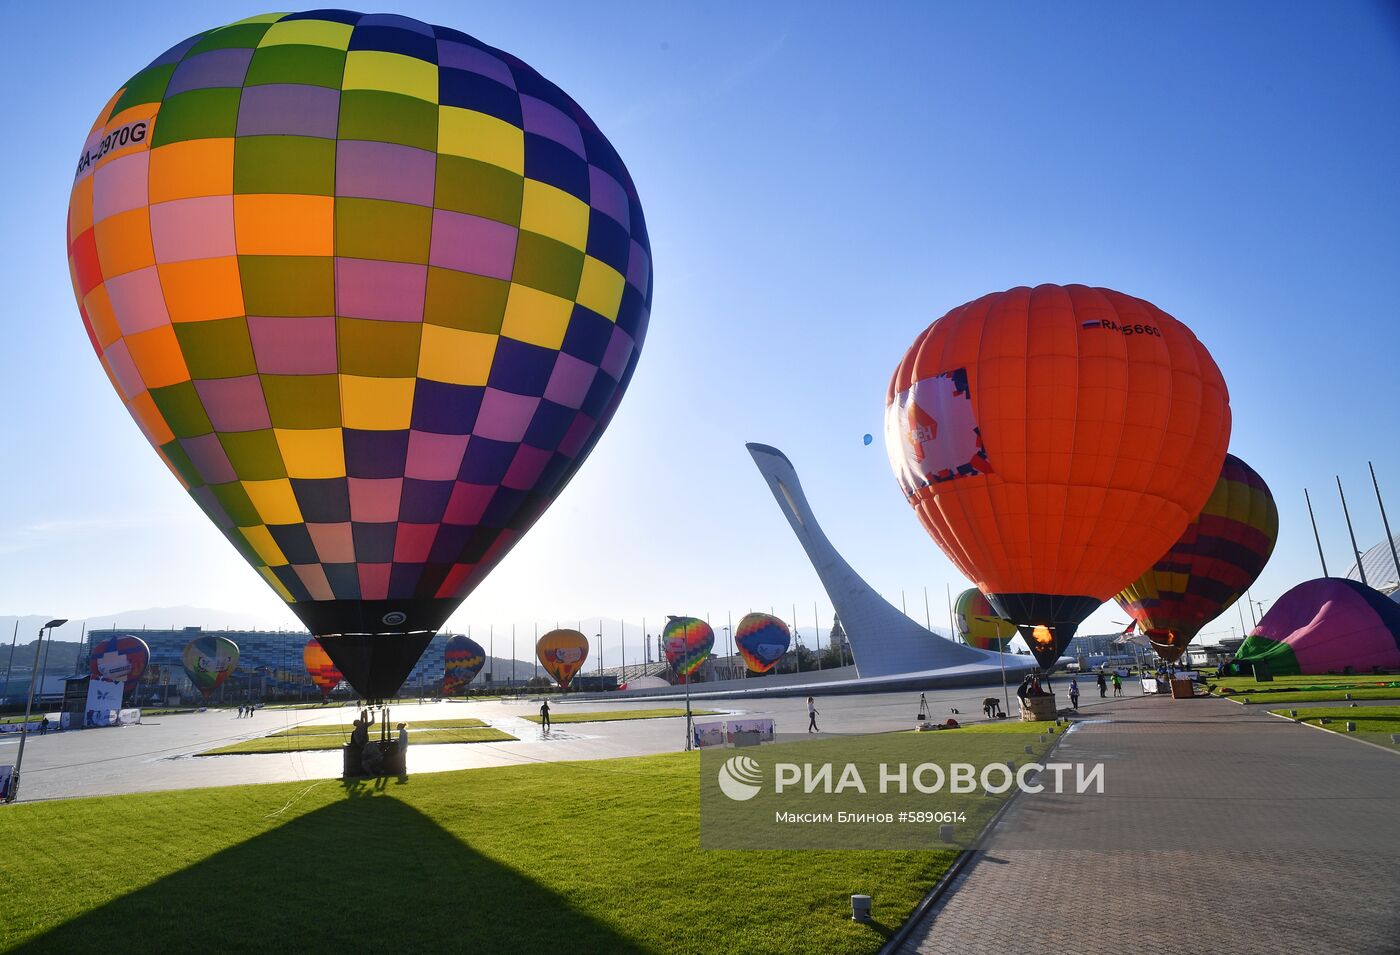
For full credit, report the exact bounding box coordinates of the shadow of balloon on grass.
[23,792,648,954]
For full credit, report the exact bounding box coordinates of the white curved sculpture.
[747,443,1015,678]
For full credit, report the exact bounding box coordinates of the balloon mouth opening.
[985,593,1100,669]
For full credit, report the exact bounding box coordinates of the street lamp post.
[683,618,692,750]
[3,620,18,709]
[7,619,66,803]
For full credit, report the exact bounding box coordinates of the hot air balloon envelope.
[536,629,589,689]
[953,589,1017,652]
[663,617,714,681]
[182,635,240,699]
[1115,454,1278,662]
[303,638,344,698]
[67,11,653,702]
[886,285,1230,668]
[90,635,151,694]
[1233,579,1400,676]
[442,634,486,694]
[734,613,790,673]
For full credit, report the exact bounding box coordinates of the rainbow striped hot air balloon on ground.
[663,617,714,683]
[1115,454,1278,662]
[442,634,486,694]
[734,613,790,673]
[953,588,1017,651]
[66,10,652,703]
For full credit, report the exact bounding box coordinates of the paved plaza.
[899,694,1400,955]
[1,679,1083,802]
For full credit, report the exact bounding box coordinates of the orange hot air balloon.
[886,285,1230,669]
[536,629,589,689]
[303,638,343,698]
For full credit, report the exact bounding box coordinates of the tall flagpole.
[1369,462,1400,587]
[3,620,18,707]
[1304,488,1329,576]
[1337,476,1368,586]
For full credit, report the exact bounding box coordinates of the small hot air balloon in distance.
[303,638,343,699]
[663,617,714,683]
[90,635,151,696]
[953,589,1017,651]
[1114,454,1278,662]
[442,634,486,695]
[862,434,873,446]
[734,612,791,673]
[181,635,239,700]
[1233,578,1400,676]
[536,629,589,689]
[67,11,652,703]
[886,285,1230,669]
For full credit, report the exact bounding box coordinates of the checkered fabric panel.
[68,11,651,608]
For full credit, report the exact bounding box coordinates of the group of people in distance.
[348,711,408,776]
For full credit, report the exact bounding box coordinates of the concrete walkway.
[898,694,1400,955]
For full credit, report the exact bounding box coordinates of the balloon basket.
[1019,694,1057,721]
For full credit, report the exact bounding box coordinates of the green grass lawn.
[524,707,722,725]
[948,720,1057,734]
[197,725,516,756]
[0,751,961,954]
[1270,706,1400,750]
[1213,672,1399,689]
[266,718,488,738]
[1228,687,1400,704]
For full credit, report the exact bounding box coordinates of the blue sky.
[2,1,1398,652]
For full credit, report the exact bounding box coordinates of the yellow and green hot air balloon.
[953,588,1017,651]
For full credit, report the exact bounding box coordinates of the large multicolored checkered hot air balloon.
[663,617,714,683]
[303,638,343,697]
[89,635,151,696]
[1233,578,1400,676]
[441,633,486,694]
[66,12,652,701]
[734,612,790,673]
[1114,454,1278,663]
[953,588,1016,652]
[535,628,588,689]
[181,635,240,700]
[886,285,1230,669]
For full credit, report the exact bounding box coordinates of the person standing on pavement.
[1068,678,1080,710]
[539,699,551,729]
[807,696,819,733]
[1112,672,1123,697]
[1096,671,1107,698]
